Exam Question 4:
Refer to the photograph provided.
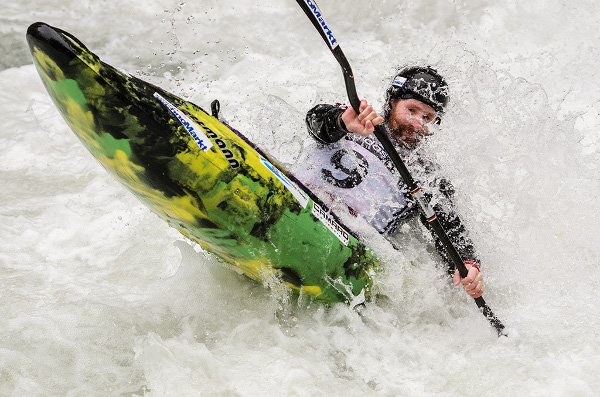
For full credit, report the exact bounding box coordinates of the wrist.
[463,260,480,272]
[336,112,348,132]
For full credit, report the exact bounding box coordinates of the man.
[301,66,484,299]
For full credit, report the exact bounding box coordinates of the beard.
[388,118,426,149]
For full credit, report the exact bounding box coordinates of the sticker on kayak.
[195,120,240,169]
[312,202,349,246]
[259,155,309,208]
[154,92,213,152]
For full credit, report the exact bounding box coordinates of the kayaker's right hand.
[341,99,384,136]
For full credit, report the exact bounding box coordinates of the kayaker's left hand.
[453,262,484,298]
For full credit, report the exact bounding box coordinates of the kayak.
[26,22,382,303]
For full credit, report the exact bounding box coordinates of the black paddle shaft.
[295,0,506,336]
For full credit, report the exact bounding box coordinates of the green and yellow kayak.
[26,22,382,303]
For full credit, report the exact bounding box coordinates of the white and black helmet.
[384,66,449,120]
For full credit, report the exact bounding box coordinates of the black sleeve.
[420,178,481,275]
[305,103,349,144]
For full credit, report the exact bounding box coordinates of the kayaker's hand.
[341,99,384,136]
[453,262,484,298]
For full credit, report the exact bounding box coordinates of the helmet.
[384,66,449,119]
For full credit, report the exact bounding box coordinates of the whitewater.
[1,0,599,395]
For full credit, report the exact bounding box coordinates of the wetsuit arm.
[305,103,349,144]
[421,179,480,275]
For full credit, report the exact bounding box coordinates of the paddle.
[295,0,506,336]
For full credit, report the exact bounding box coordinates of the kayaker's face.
[388,98,437,148]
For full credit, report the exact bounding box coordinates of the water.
[1,0,599,395]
